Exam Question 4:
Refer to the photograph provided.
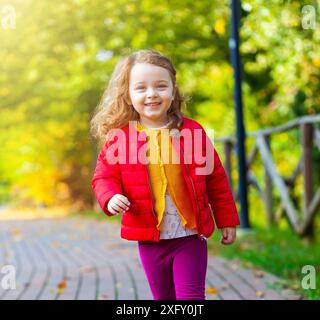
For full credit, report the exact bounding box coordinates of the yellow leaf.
[256,290,265,298]
[57,288,64,295]
[214,19,225,35]
[206,287,218,295]
[10,228,23,241]
[313,58,320,67]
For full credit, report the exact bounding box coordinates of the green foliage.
[208,222,320,300]
[241,0,320,125]
[0,0,319,210]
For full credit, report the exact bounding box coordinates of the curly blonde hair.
[90,49,187,145]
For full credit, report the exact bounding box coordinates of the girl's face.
[129,63,175,127]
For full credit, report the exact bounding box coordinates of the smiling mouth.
[145,103,161,107]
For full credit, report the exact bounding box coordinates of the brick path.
[0,218,301,300]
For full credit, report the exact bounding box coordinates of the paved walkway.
[0,219,301,300]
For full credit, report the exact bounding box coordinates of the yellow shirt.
[137,121,196,230]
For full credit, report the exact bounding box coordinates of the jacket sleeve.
[91,142,123,216]
[202,128,241,228]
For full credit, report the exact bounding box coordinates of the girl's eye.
[136,85,167,90]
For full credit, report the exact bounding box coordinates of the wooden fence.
[216,115,320,238]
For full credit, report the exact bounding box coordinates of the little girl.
[90,49,240,300]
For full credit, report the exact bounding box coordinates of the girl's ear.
[172,86,177,99]
[124,96,132,105]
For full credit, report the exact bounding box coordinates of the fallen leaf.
[256,290,265,298]
[49,288,55,295]
[79,265,95,273]
[230,263,239,270]
[220,284,230,290]
[57,288,64,296]
[98,293,109,300]
[50,241,60,249]
[206,287,218,295]
[10,228,23,241]
[254,270,264,278]
[58,280,67,289]
[10,228,21,236]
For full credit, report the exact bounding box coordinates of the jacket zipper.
[144,157,158,225]
[138,130,158,225]
[179,144,204,240]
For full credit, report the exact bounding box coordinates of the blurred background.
[0,0,319,299]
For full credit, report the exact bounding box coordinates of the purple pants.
[138,234,207,300]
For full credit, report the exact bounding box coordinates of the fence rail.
[216,115,320,238]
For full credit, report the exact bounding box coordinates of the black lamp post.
[229,0,250,228]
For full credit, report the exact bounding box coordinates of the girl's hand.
[220,227,236,245]
[107,194,131,216]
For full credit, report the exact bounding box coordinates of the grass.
[208,224,320,300]
[71,209,122,222]
[72,209,320,300]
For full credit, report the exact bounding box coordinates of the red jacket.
[91,116,240,241]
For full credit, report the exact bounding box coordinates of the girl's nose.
[146,87,158,97]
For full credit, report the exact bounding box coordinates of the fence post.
[224,141,234,194]
[264,135,274,226]
[300,123,314,238]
